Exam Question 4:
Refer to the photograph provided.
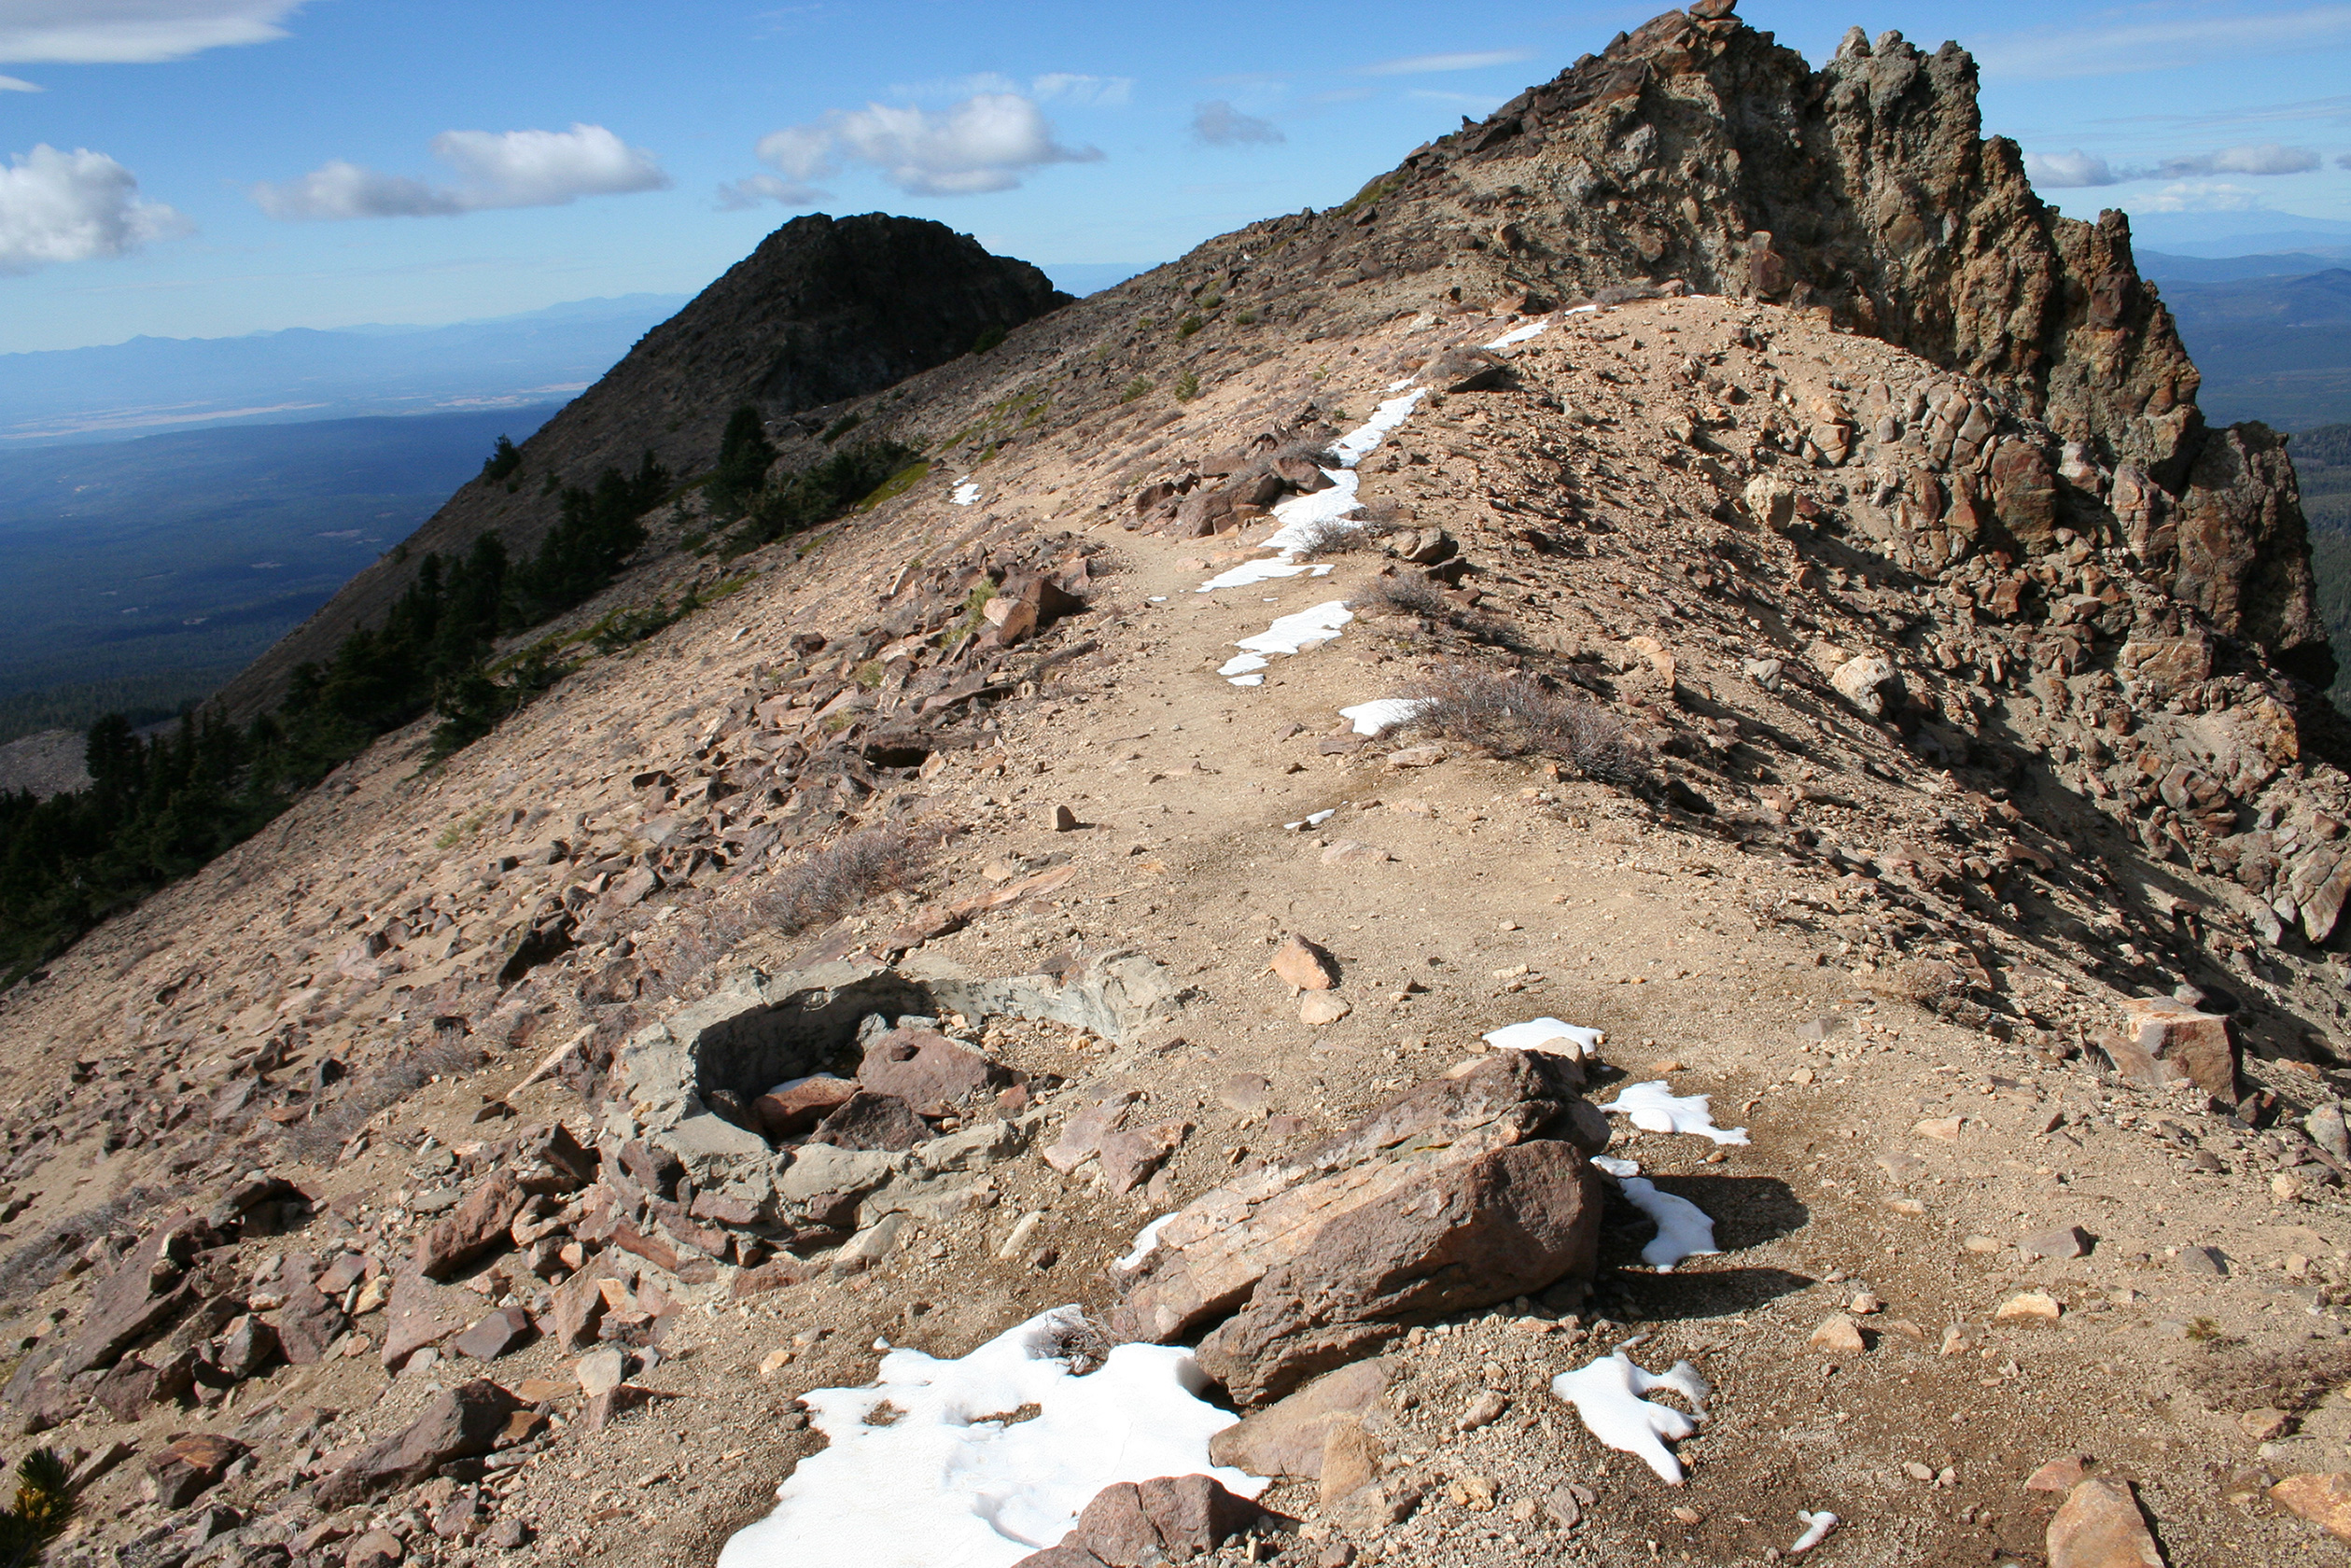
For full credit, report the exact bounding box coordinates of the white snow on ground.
[1115,1214,1175,1273]
[1196,557,1335,592]
[1329,387,1425,467]
[1219,600,1352,685]
[718,1306,1265,1568]
[1283,808,1336,831]
[1484,318,1550,349]
[1792,1511,1839,1552]
[1619,1176,1720,1271]
[1588,1154,1720,1269]
[951,480,982,506]
[1549,1351,1713,1484]
[1339,698,1429,736]
[1480,1017,1603,1058]
[1600,1082,1750,1145]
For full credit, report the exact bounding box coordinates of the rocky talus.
[8,5,2351,1567]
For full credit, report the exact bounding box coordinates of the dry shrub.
[0,1182,178,1306]
[1374,574,1451,618]
[1284,515,1372,557]
[1407,666,1647,784]
[749,828,933,938]
[276,1035,483,1164]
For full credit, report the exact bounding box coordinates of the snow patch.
[1338,698,1428,737]
[1330,387,1425,468]
[1481,1017,1604,1059]
[1283,808,1336,832]
[951,480,982,506]
[1115,1214,1175,1273]
[1600,1082,1750,1145]
[1196,557,1334,592]
[1220,600,1352,684]
[1792,1512,1838,1553]
[1549,1351,1713,1484]
[1484,319,1550,349]
[1618,1176,1720,1271]
[718,1306,1264,1568]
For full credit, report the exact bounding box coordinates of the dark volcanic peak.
[217,213,1067,715]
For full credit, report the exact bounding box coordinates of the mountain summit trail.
[7,6,2351,1566]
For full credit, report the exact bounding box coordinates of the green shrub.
[971,326,1008,355]
[1175,371,1202,402]
[479,435,523,484]
[707,405,778,517]
[1120,378,1153,404]
[1177,315,1204,338]
[721,440,925,559]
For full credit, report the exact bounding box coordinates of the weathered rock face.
[1114,1052,1606,1405]
[1012,1475,1267,1568]
[1247,0,2329,692]
[217,213,1071,717]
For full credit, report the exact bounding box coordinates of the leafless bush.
[1285,515,1373,557]
[0,1182,178,1306]
[1373,574,1451,618]
[749,828,934,939]
[1043,1311,1116,1374]
[276,1036,484,1164]
[1406,666,1648,784]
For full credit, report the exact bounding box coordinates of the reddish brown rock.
[1208,1359,1395,1478]
[415,1172,526,1281]
[314,1379,521,1510]
[1012,1475,1266,1567]
[380,1267,462,1371]
[453,1307,535,1362]
[273,1279,351,1365]
[1100,1124,1189,1197]
[2047,1477,2163,1568]
[752,1075,858,1138]
[857,1028,1010,1114]
[808,1090,931,1152]
[142,1433,247,1508]
[1269,935,1338,991]
[2113,997,2237,1099]
[2273,1473,2351,1542]
[1195,1140,1602,1406]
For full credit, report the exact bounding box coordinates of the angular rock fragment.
[1208,1360,1394,1478]
[1011,1475,1266,1568]
[2046,1477,2163,1568]
[809,1090,931,1152]
[857,1027,1013,1114]
[1116,1051,1605,1407]
[314,1379,521,1510]
[1269,935,1338,991]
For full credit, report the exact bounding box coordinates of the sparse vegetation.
[971,326,1008,356]
[707,404,778,518]
[1404,665,1646,783]
[748,827,933,938]
[1120,378,1154,404]
[0,1446,74,1562]
[275,1035,483,1163]
[1177,315,1204,338]
[820,413,863,444]
[479,434,523,484]
[1175,371,1202,402]
[720,440,925,559]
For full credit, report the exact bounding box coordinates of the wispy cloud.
[1407,89,1506,106]
[1192,100,1283,147]
[716,174,825,211]
[0,144,189,273]
[2341,152,2351,168]
[888,72,1133,108]
[2026,141,2323,188]
[1975,5,2351,80]
[1358,49,1532,76]
[0,76,39,91]
[252,125,670,220]
[755,93,1100,197]
[2145,180,2267,212]
[0,0,304,64]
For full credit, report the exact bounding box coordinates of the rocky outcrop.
[217,213,1070,716]
[1011,1476,1268,1568]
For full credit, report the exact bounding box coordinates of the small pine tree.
[707,406,777,516]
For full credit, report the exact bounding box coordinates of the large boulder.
[314,1379,520,1510]
[1012,1476,1266,1567]
[1113,1052,1606,1404]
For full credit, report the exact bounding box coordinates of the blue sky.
[3,0,2351,354]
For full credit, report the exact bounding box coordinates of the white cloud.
[2158,142,2322,175]
[2026,142,2323,191]
[756,93,1100,197]
[2026,149,2120,188]
[1193,100,1283,147]
[1358,49,1532,76]
[1031,73,1132,107]
[2144,180,2266,212]
[251,124,670,219]
[1976,6,2351,80]
[716,174,824,211]
[0,144,188,273]
[0,0,304,64]
[0,75,39,91]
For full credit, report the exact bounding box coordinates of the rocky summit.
[10,5,2351,1567]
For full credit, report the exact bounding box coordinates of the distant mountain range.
[0,296,684,448]
[2155,265,2351,432]
[0,406,556,741]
